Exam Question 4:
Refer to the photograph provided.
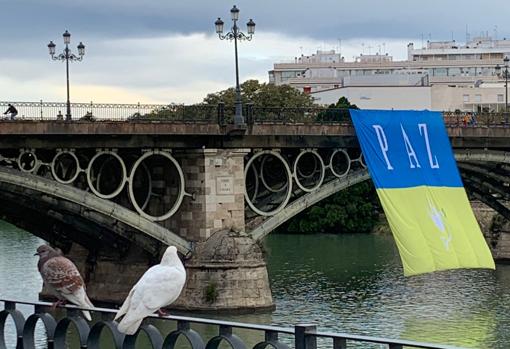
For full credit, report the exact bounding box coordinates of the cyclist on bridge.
[3,104,18,120]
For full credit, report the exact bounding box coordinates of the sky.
[1,0,509,104]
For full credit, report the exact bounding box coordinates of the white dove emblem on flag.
[427,197,452,251]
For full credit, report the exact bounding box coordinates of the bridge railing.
[442,111,510,127]
[0,299,461,349]
[0,101,217,122]
[2,101,510,127]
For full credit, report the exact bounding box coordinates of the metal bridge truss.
[0,148,192,254]
[0,146,508,248]
[247,149,510,242]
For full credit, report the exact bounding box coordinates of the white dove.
[114,246,186,335]
[35,245,94,321]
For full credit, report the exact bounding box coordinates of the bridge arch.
[0,166,191,255]
[249,149,510,242]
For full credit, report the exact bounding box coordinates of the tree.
[317,96,358,122]
[203,80,316,123]
[279,181,382,234]
[203,79,315,109]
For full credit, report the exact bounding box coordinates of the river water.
[1,220,509,348]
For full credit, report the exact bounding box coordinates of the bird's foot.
[157,309,169,317]
[51,299,67,310]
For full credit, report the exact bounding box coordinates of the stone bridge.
[0,117,509,311]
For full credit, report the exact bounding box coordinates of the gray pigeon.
[35,245,94,321]
[114,246,186,335]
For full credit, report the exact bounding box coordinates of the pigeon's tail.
[117,316,144,335]
[114,287,135,321]
[64,287,94,322]
[81,310,92,322]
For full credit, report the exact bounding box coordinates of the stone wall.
[170,149,249,242]
[173,230,274,312]
[471,201,510,261]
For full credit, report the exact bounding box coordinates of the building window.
[498,94,504,102]
[433,68,447,76]
[475,94,482,103]
[448,68,461,76]
[463,94,470,103]
[282,71,297,80]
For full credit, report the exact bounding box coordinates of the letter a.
[373,125,393,170]
[418,123,439,169]
[400,124,421,169]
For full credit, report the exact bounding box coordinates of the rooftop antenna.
[383,42,386,54]
[465,24,470,44]
[451,30,454,41]
[337,38,342,55]
[421,33,424,48]
[494,25,498,40]
[361,42,365,54]
[299,46,303,55]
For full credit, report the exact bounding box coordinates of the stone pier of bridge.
[44,148,274,312]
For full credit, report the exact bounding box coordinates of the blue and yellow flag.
[350,109,495,276]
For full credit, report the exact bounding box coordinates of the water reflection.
[1,221,510,348]
[265,233,507,349]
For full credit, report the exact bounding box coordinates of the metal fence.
[0,299,462,349]
[0,101,217,122]
[2,101,510,127]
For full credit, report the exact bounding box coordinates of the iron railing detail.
[0,299,462,349]
[2,101,509,127]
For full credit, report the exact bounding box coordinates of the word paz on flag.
[350,109,494,276]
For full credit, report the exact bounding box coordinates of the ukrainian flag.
[350,110,495,276]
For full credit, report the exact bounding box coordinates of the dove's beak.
[34,252,39,256]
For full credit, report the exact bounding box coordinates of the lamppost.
[215,6,255,126]
[47,30,85,121]
[495,56,509,113]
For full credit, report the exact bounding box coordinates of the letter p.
[372,125,394,170]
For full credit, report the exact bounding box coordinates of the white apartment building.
[269,35,510,111]
[311,84,508,112]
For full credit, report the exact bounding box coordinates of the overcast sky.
[1,0,509,104]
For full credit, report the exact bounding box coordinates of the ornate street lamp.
[48,30,85,121]
[215,5,256,126]
[495,56,509,113]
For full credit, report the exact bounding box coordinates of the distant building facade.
[269,35,510,111]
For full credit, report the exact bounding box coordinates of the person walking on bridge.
[3,104,18,120]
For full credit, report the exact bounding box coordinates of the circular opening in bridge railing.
[17,150,38,173]
[131,161,152,211]
[128,151,185,221]
[359,153,367,168]
[87,321,124,349]
[260,154,289,193]
[51,151,81,184]
[245,163,259,203]
[329,149,351,178]
[122,324,163,348]
[86,151,127,199]
[22,313,57,349]
[0,308,26,349]
[245,151,293,216]
[54,316,90,349]
[293,150,325,192]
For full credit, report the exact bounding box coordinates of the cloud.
[0,31,415,104]
[1,0,508,104]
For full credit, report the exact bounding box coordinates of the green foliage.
[204,282,219,303]
[317,96,359,122]
[203,79,315,109]
[281,182,382,234]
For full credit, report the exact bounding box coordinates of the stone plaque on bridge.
[217,176,234,195]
